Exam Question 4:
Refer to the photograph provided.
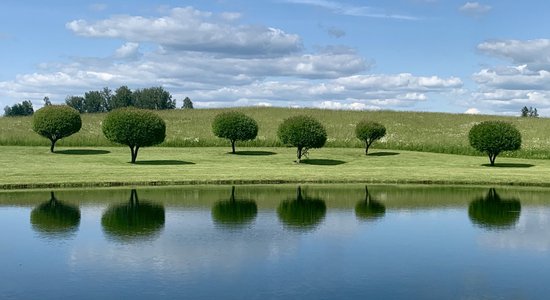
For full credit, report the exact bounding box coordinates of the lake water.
[1,184,550,299]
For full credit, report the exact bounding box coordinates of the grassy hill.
[2,107,550,159]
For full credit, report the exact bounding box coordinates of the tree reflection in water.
[468,188,521,230]
[211,186,258,229]
[277,186,326,232]
[102,189,165,242]
[355,186,386,222]
[30,191,81,238]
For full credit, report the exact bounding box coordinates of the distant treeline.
[3,86,194,116]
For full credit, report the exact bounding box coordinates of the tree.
[355,120,386,155]
[100,87,113,111]
[43,96,52,106]
[4,100,34,116]
[520,106,539,118]
[84,90,107,113]
[109,85,134,110]
[65,96,85,113]
[212,111,258,153]
[182,97,194,109]
[32,105,82,152]
[521,106,529,117]
[133,86,176,110]
[468,120,521,166]
[102,107,166,163]
[277,115,327,163]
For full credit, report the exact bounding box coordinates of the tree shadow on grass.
[301,159,346,166]
[368,152,399,157]
[55,149,110,155]
[132,160,195,166]
[233,151,277,156]
[482,163,534,168]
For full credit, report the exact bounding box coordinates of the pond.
[1,184,550,299]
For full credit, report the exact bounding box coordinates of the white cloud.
[459,2,492,16]
[470,39,550,115]
[0,6,461,112]
[67,7,302,57]
[464,108,480,114]
[478,39,550,71]
[284,0,420,21]
[114,42,141,59]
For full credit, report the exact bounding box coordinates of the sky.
[1,0,550,115]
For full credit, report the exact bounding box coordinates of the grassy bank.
[1,146,550,189]
[2,107,550,158]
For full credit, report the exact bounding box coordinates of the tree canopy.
[468,121,521,166]
[32,105,82,152]
[102,107,166,163]
[277,115,327,162]
[212,111,258,153]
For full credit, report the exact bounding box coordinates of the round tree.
[32,105,82,152]
[277,115,327,163]
[102,107,166,163]
[468,121,521,166]
[212,111,258,153]
[355,121,386,155]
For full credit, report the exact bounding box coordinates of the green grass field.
[1,146,549,189]
[2,107,550,158]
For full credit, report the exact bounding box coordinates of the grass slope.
[2,107,550,158]
[1,146,548,189]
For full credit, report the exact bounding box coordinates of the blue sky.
[2,0,550,115]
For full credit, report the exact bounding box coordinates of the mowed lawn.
[1,145,549,189]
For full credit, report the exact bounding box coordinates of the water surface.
[1,185,550,299]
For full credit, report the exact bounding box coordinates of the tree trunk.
[296,147,303,163]
[365,141,371,155]
[489,153,496,166]
[49,138,57,153]
[231,140,236,154]
[130,146,140,163]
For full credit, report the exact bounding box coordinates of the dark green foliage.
[32,105,82,152]
[182,97,194,109]
[277,115,327,162]
[30,192,81,238]
[212,111,258,153]
[4,100,34,116]
[211,186,257,228]
[43,96,52,106]
[355,186,386,221]
[277,186,326,232]
[65,96,85,113]
[133,86,175,110]
[468,188,521,230]
[102,107,166,163]
[355,120,386,155]
[468,121,522,166]
[101,190,165,242]
[84,90,108,113]
[521,106,538,118]
[109,85,134,110]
